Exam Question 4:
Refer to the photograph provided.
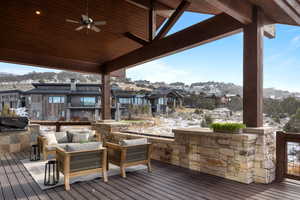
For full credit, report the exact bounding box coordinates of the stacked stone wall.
[93,122,276,184]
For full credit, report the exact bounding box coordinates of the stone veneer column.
[244,127,276,183]
[29,124,40,144]
[92,120,129,143]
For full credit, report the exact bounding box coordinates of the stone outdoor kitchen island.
[94,122,276,184]
[172,127,276,184]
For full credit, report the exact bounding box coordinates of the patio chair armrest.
[66,147,107,155]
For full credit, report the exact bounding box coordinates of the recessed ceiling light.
[35,10,41,15]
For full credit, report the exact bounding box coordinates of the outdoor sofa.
[37,130,101,160]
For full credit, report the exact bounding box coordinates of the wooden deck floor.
[1,152,300,200]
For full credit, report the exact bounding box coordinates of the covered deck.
[1,152,300,200]
[1,0,300,197]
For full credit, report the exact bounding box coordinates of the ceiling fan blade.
[91,25,100,32]
[94,21,106,26]
[81,14,89,21]
[75,26,85,31]
[66,19,80,24]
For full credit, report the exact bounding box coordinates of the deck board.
[1,152,300,200]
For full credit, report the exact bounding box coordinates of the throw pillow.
[120,138,148,146]
[67,130,96,142]
[54,132,68,143]
[43,133,58,145]
[72,132,90,143]
[40,130,55,137]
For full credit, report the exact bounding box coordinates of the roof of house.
[25,83,101,95]
[0,89,24,94]
[24,89,101,95]
[148,88,184,99]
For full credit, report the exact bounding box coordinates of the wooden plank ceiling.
[0,0,299,75]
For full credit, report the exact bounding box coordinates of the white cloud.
[127,60,200,84]
[291,35,300,49]
[0,62,60,75]
[292,35,300,42]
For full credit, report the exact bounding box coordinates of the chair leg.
[147,161,152,173]
[64,174,70,191]
[103,168,108,182]
[120,165,126,178]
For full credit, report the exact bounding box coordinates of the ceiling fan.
[66,0,106,33]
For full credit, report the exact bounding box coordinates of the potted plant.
[210,122,246,134]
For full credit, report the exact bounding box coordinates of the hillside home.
[0,90,26,111]
[25,79,101,121]
[148,88,183,114]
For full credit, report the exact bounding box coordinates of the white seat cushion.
[120,138,148,146]
[66,142,103,152]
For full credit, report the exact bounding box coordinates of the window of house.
[158,98,165,105]
[135,97,143,105]
[119,98,131,104]
[49,96,65,104]
[80,97,96,106]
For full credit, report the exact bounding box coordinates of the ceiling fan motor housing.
[82,17,93,25]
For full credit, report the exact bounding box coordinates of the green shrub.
[210,123,246,132]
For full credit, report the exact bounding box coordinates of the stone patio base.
[0,124,40,153]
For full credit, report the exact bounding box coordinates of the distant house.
[112,89,150,108]
[203,94,241,108]
[25,79,101,121]
[0,90,26,111]
[148,88,183,114]
[0,81,185,120]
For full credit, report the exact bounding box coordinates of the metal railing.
[276,131,300,181]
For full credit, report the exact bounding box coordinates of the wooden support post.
[276,131,286,182]
[243,7,264,127]
[101,73,111,120]
[149,0,156,41]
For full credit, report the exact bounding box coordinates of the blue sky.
[1,12,300,92]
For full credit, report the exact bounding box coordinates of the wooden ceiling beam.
[123,32,149,46]
[155,0,191,40]
[103,13,243,73]
[125,0,174,18]
[0,48,124,77]
[203,0,253,24]
[273,0,300,25]
[149,0,156,41]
